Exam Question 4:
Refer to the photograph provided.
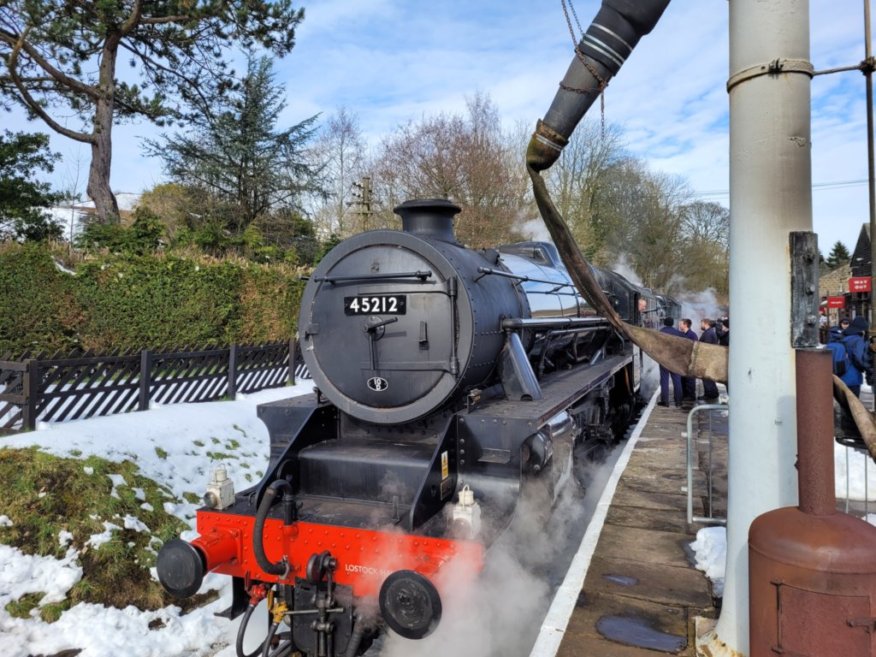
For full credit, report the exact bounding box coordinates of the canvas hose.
[525,150,876,464]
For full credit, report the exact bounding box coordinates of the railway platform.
[531,394,728,657]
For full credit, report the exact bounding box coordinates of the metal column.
[700,1,813,655]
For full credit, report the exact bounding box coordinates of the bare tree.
[680,200,729,247]
[308,107,368,238]
[370,93,529,247]
[546,119,626,259]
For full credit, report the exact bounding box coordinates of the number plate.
[344,295,407,315]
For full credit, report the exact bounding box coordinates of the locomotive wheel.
[378,570,442,640]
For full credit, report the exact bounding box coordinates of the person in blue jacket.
[825,325,848,379]
[657,317,684,407]
[841,316,872,397]
[679,318,698,401]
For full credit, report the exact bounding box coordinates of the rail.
[838,441,875,521]
[685,403,729,525]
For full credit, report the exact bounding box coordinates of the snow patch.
[86,522,121,549]
[0,544,82,607]
[691,526,726,597]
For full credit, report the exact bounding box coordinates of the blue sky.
[7,0,869,254]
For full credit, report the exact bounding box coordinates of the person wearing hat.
[841,316,872,397]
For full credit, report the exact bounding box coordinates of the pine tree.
[826,241,851,268]
[0,1,305,223]
[0,131,61,241]
[145,56,321,234]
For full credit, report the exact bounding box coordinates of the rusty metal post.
[749,347,876,656]
[795,349,835,515]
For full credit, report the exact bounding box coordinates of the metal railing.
[838,442,874,521]
[685,403,729,525]
[683,399,875,525]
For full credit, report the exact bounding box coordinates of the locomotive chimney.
[394,198,461,243]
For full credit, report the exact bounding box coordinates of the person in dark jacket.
[841,316,872,397]
[698,318,720,401]
[718,316,730,347]
[657,317,684,407]
[825,325,849,379]
[679,318,698,401]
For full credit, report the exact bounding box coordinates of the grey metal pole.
[698,2,812,655]
[865,0,875,332]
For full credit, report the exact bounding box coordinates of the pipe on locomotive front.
[527,0,671,172]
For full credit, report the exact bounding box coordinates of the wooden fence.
[0,340,309,433]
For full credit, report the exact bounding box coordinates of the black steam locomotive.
[157,199,679,657]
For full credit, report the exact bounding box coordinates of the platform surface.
[553,397,728,657]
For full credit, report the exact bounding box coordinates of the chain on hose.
[560,0,607,139]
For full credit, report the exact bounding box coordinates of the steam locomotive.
[156,199,680,657]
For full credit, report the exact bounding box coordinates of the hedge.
[0,243,306,356]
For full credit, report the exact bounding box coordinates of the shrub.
[0,243,307,355]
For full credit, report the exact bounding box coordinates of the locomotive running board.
[461,352,631,465]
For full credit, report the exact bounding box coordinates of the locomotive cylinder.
[748,349,876,656]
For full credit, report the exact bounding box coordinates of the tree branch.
[0,28,99,100]
[140,15,193,25]
[7,34,93,144]
[120,0,144,35]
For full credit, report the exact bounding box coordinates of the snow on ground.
[691,527,726,598]
[1,377,875,656]
[0,383,310,657]
[692,439,876,603]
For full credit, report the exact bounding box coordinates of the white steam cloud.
[375,445,629,657]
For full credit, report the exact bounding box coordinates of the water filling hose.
[253,479,295,577]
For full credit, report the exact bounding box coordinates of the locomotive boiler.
[156,199,665,657]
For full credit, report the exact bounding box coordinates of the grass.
[205,451,236,461]
[0,447,192,618]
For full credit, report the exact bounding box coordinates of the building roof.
[820,262,852,297]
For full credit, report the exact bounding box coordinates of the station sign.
[826,296,846,309]
[849,276,872,293]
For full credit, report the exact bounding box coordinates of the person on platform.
[718,316,730,347]
[825,324,849,380]
[840,316,872,397]
[657,317,684,408]
[698,319,720,402]
[679,318,698,402]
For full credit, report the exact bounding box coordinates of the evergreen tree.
[0,1,305,223]
[0,131,62,241]
[826,241,850,268]
[145,56,321,235]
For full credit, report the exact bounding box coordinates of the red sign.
[827,296,846,309]
[849,276,872,293]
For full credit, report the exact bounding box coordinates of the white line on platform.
[527,390,658,657]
